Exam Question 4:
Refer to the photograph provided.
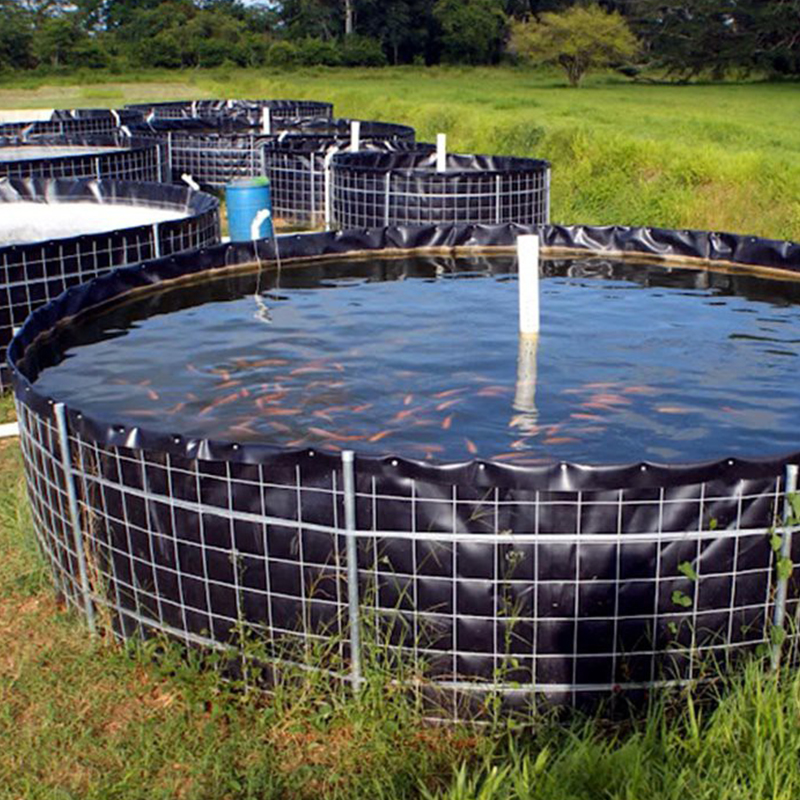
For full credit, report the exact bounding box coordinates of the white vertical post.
[261,107,272,135]
[110,109,120,127]
[772,463,798,670]
[517,234,540,335]
[341,450,362,691]
[54,403,96,635]
[436,133,447,173]
[323,147,337,231]
[191,101,198,118]
[350,120,361,151]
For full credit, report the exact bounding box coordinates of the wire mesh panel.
[13,393,800,717]
[331,152,551,229]
[0,135,164,182]
[0,179,220,391]
[125,100,333,122]
[262,124,417,226]
[0,109,143,139]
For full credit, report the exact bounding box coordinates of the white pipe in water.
[350,120,361,151]
[261,107,272,135]
[436,133,447,172]
[517,234,540,335]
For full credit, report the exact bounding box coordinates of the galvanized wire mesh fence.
[330,152,551,229]
[16,395,800,717]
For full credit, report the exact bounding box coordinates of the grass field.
[2,66,800,240]
[3,67,800,798]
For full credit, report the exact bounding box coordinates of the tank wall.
[15,397,799,715]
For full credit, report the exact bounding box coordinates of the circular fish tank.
[125,99,333,122]
[0,108,143,139]
[10,224,800,716]
[129,117,414,195]
[331,152,551,229]
[0,177,219,391]
[261,121,418,225]
[0,135,164,182]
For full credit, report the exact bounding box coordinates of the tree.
[510,2,638,85]
[433,0,507,64]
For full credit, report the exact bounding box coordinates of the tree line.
[1,0,799,80]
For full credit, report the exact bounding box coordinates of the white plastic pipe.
[261,107,272,135]
[250,207,272,241]
[110,109,120,126]
[436,133,447,173]
[517,234,540,335]
[513,333,540,424]
[350,120,361,151]
[180,173,200,191]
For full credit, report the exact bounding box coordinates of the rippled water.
[23,254,800,464]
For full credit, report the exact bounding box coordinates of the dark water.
[23,254,800,464]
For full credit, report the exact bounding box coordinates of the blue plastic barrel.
[225,177,274,242]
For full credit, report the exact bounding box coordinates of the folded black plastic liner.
[0,108,143,139]
[125,99,333,122]
[11,222,800,712]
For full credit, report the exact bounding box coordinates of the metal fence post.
[384,171,391,227]
[772,463,798,669]
[54,403,96,635]
[341,450,362,691]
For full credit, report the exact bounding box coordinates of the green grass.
[3,66,800,797]
[2,66,800,239]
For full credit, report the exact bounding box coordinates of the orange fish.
[622,385,657,395]
[127,410,159,417]
[351,403,373,413]
[199,391,241,416]
[391,407,421,423]
[543,436,579,445]
[166,401,186,414]
[262,407,301,416]
[368,430,394,443]
[656,406,688,414]
[590,393,630,406]
[216,380,242,390]
[442,414,454,430]
[249,358,289,367]
[571,412,603,421]
[403,394,414,406]
[436,399,462,411]
[267,420,292,432]
[146,389,159,401]
[465,438,478,455]
[433,387,468,399]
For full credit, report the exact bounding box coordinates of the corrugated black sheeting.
[10,222,800,708]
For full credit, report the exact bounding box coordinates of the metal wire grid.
[147,130,274,188]
[331,164,551,229]
[0,204,219,391]
[0,141,164,182]
[16,396,800,717]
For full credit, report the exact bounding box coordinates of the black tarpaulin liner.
[0,134,165,182]
[124,99,333,122]
[330,150,551,228]
[0,177,219,391]
[10,222,800,710]
[0,108,143,139]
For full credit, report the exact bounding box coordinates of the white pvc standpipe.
[250,208,272,241]
[350,120,361,151]
[436,133,447,172]
[517,234,540,335]
[261,107,272,135]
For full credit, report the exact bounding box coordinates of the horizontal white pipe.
[0,422,19,439]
